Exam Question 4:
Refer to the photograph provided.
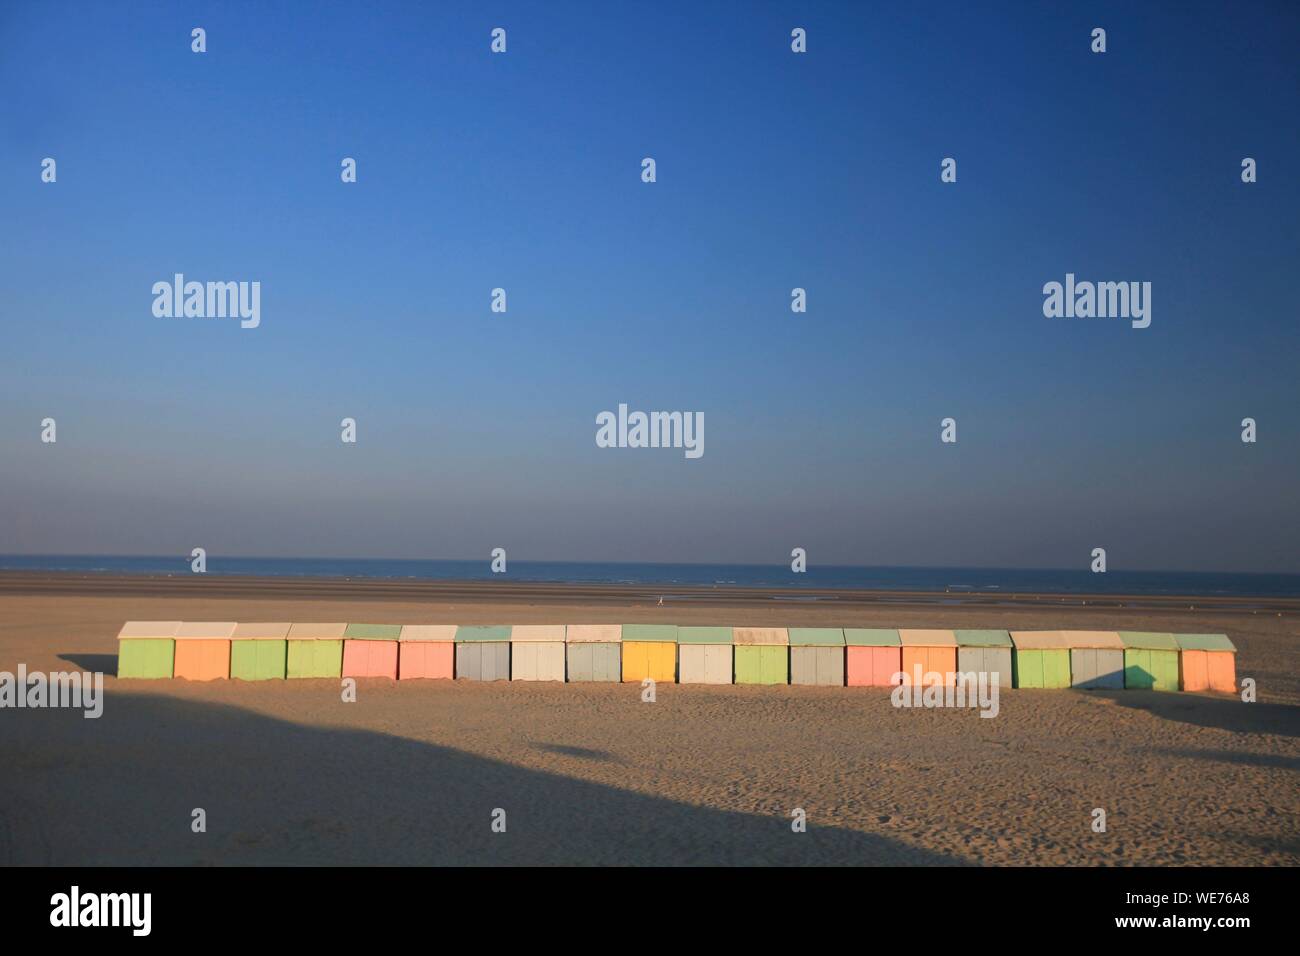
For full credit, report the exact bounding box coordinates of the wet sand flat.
[0,582,1297,865]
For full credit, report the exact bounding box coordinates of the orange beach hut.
[1175,633,1237,693]
[172,621,235,681]
[398,625,456,680]
[898,629,958,686]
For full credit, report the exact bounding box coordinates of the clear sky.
[1,1,1297,572]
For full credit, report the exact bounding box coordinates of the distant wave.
[0,555,1297,598]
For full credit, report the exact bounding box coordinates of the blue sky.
[1,1,1297,572]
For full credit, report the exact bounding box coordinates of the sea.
[1,555,1298,598]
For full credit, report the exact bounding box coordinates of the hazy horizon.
[3,551,1299,580]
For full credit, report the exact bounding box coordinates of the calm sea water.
[1,555,1297,597]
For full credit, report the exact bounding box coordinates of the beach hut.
[954,630,1013,689]
[455,625,512,681]
[1008,631,1073,688]
[342,623,401,679]
[173,621,235,681]
[398,625,456,680]
[116,621,179,679]
[1119,632,1180,691]
[286,623,346,679]
[510,625,566,682]
[1175,633,1237,694]
[566,625,622,682]
[621,624,677,683]
[1008,631,1072,688]
[1064,631,1125,690]
[899,629,958,686]
[844,629,903,687]
[733,628,789,685]
[230,622,290,680]
[677,627,734,685]
[788,628,845,686]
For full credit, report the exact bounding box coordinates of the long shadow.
[0,692,969,866]
[1089,689,1300,738]
[531,743,619,763]
[1146,748,1300,772]
[1225,832,1300,858]
[58,653,117,676]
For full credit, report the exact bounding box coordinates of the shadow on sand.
[1089,689,1300,737]
[1145,747,1300,772]
[530,742,619,763]
[58,653,119,676]
[1,691,968,866]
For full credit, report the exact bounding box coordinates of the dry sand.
[1,578,1297,866]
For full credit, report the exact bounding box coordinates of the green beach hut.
[1009,631,1072,689]
[286,622,346,679]
[116,620,179,679]
[1119,631,1180,691]
[733,628,789,685]
[230,622,290,680]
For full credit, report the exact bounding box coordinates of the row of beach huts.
[115,622,1239,692]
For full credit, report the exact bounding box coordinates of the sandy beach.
[1,575,1297,866]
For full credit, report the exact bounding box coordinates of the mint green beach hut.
[117,620,179,679]
[1119,631,1181,691]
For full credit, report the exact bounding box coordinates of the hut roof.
[174,621,237,640]
[510,625,566,642]
[455,625,512,642]
[843,628,901,647]
[287,622,347,640]
[344,623,402,640]
[733,627,789,646]
[898,628,957,647]
[565,624,622,643]
[677,626,734,645]
[117,621,181,639]
[399,625,457,642]
[788,628,846,646]
[1173,633,1236,652]
[1118,631,1180,650]
[622,624,678,643]
[232,622,292,640]
[954,629,1012,647]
